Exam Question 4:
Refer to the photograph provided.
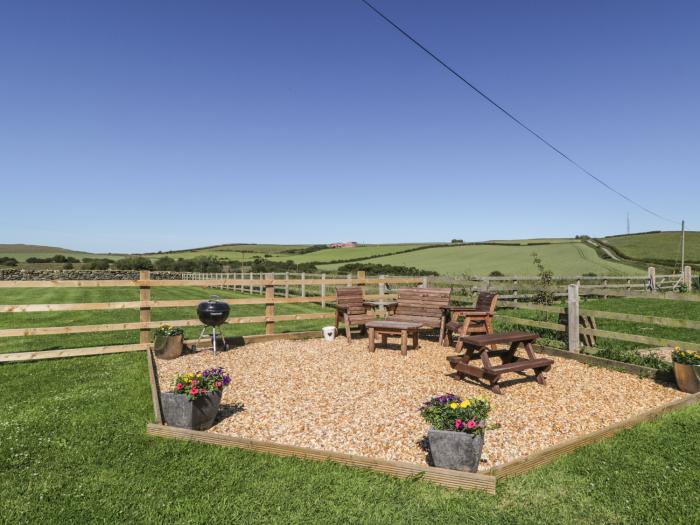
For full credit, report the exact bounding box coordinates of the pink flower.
[467,419,476,429]
[190,387,199,395]
[176,383,183,390]
[215,381,223,388]
[454,419,463,429]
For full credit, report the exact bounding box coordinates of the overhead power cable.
[358,0,682,225]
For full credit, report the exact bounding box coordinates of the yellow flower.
[675,346,680,351]
[460,400,471,408]
[450,402,458,409]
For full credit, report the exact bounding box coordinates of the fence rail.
[1,267,696,362]
[0,272,420,360]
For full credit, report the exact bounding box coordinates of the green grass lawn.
[0,287,333,354]
[497,297,700,369]
[602,231,700,265]
[321,242,642,276]
[1,352,698,523]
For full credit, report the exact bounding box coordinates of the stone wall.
[0,269,186,281]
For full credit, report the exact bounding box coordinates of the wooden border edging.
[146,347,163,424]
[144,424,496,493]
[532,344,675,382]
[488,391,700,479]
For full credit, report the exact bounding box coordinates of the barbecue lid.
[197,295,230,314]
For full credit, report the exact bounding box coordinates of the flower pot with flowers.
[420,394,490,472]
[672,347,700,394]
[153,324,185,360]
[161,368,231,430]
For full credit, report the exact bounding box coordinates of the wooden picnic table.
[366,320,422,356]
[447,331,554,394]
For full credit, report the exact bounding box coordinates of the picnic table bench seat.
[448,331,554,394]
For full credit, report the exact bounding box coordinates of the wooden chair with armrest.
[334,287,376,341]
[444,292,499,352]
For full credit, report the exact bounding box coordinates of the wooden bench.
[366,320,422,356]
[447,331,554,394]
[385,287,451,344]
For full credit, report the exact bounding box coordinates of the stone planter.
[427,429,484,472]
[673,362,700,393]
[153,334,184,360]
[161,390,222,430]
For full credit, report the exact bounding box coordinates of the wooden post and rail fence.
[0,266,695,362]
[0,273,423,362]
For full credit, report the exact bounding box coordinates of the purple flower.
[223,376,231,386]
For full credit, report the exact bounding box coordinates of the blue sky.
[1,1,698,252]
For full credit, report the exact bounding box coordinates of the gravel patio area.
[155,336,686,471]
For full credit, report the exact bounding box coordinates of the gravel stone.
[155,337,685,471]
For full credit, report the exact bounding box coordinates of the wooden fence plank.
[493,314,566,332]
[145,424,496,493]
[0,343,149,362]
[579,327,700,351]
[0,313,335,338]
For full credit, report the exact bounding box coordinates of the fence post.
[139,270,151,345]
[347,273,352,287]
[357,271,366,293]
[249,272,253,294]
[264,273,275,335]
[301,272,306,297]
[648,266,656,292]
[512,279,518,303]
[422,276,428,288]
[684,266,692,291]
[321,273,326,308]
[285,271,289,298]
[567,284,580,353]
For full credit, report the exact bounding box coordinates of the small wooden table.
[447,331,554,394]
[366,320,422,356]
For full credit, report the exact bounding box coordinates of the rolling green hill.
[0,238,648,276]
[0,244,103,262]
[317,242,642,276]
[600,231,700,266]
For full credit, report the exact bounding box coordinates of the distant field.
[268,244,432,264]
[318,242,643,276]
[602,231,700,264]
[0,244,99,262]
[151,244,313,259]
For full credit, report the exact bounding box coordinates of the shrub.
[489,270,504,277]
[114,256,154,271]
[172,368,231,401]
[281,244,327,255]
[83,257,112,270]
[62,262,74,269]
[531,252,555,305]
[337,262,438,277]
[0,257,18,267]
[154,257,176,271]
[420,394,490,434]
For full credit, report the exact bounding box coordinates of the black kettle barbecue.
[195,295,230,353]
